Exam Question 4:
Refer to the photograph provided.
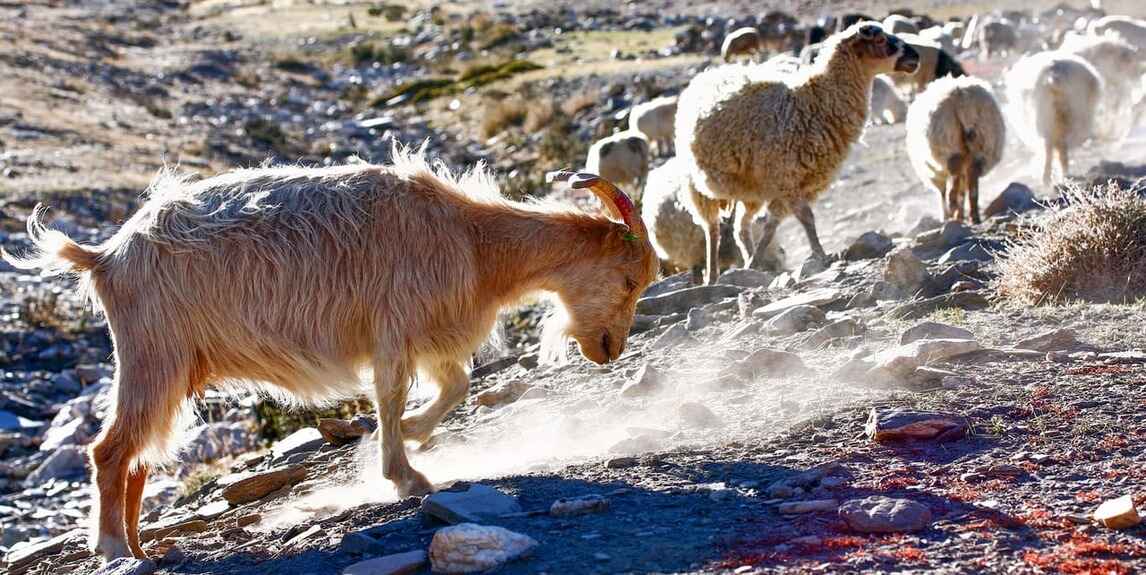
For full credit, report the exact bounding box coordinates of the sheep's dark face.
[847,23,920,75]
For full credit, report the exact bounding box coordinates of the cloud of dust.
[257,348,881,530]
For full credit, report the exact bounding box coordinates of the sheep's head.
[842,22,919,75]
[544,171,659,365]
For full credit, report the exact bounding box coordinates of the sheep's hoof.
[95,534,132,562]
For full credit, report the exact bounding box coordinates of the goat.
[1,149,658,562]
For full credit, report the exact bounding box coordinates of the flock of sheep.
[5,7,1146,567]
[587,10,1146,284]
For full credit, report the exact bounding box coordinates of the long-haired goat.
[1,150,658,562]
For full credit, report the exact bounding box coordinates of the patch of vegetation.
[243,118,299,158]
[254,398,373,442]
[349,41,410,66]
[481,97,529,138]
[997,182,1146,305]
[561,89,598,118]
[180,465,223,499]
[538,112,587,168]
[273,57,312,74]
[371,60,543,108]
[366,3,406,21]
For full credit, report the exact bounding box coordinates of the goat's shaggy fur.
[1006,51,1103,185]
[676,22,920,282]
[906,75,1006,223]
[628,96,678,157]
[979,20,1018,59]
[996,182,1146,304]
[2,148,658,562]
[585,130,650,198]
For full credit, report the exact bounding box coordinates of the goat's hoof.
[396,471,436,498]
[95,535,132,562]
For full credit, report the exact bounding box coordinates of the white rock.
[342,550,427,575]
[866,339,981,379]
[428,523,538,574]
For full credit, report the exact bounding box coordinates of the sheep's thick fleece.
[906,75,1005,193]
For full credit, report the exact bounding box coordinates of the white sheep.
[722,27,762,62]
[906,75,1006,223]
[979,20,1019,59]
[1,149,659,561]
[883,14,919,36]
[1088,15,1146,50]
[1006,51,1103,185]
[676,22,920,283]
[870,75,908,124]
[628,96,678,157]
[919,25,957,54]
[585,130,650,199]
[1060,34,1146,140]
[641,157,784,274]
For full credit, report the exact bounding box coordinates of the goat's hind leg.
[401,360,469,446]
[373,355,433,497]
[90,356,189,561]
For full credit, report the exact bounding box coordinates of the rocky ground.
[2,1,1145,574]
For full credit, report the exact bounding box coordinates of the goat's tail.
[1,205,102,275]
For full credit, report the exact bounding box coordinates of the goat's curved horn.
[546,170,645,239]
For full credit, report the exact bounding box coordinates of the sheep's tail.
[1,205,102,275]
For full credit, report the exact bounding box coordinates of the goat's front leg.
[401,360,469,446]
[373,356,434,497]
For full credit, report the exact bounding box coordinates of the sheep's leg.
[947,174,963,222]
[1043,139,1055,186]
[1056,143,1069,183]
[733,201,762,265]
[124,465,149,558]
[747,208,783,270]
[934,177,949,220]
[791,202,827,260]
[688,187,722,284]
[968,160,983,225]
[373,356,433,497]
[401,360,469,446]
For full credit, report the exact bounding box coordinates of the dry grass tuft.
[996,182,1146,305]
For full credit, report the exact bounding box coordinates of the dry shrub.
[524,98,555,132]
[996,182,1146,305]
[561,89,597,117]
[481,97,528,138]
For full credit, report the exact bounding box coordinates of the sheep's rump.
[906,75,1005,183]
[91,158,491,402]
[1007,52,1102,151]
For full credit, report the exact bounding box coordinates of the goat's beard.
[539,304,573,365]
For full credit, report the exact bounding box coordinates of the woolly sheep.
[870,75,908,124]
[906,76,1006,223]
[585,130,650,198]
[1089,15,1146,49]
[628,96,678,157]
[979,20,1019,59]
[640,158,784,274]
[883,14,919,36]
[1006,51,1103,185]
[1060,34,1146,140]
[2,151,659,562]
[722,27,762,62]
[676,23,920,283]
[919,25,957,54]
